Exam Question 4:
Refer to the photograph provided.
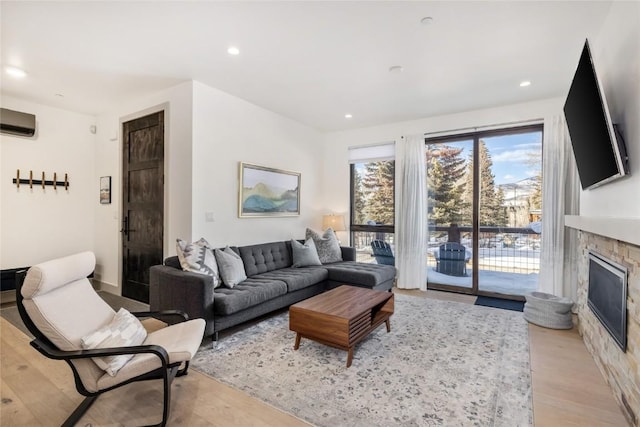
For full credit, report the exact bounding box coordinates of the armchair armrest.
[149,265,215,336]
[132,310,189,323]
[29,337,171,367]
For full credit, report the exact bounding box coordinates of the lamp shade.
[322,214,346,232]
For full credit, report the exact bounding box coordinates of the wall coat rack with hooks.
[12,169,69,190]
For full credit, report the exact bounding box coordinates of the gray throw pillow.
[214,246,247,288]
[291,239,322,267]
[176,238,221,288]
[305,228,342,264]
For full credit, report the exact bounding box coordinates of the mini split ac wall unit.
[1,108,36,137]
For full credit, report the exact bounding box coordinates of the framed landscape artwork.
[239,162,300,217]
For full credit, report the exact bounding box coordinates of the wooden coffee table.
[289,285,394,367]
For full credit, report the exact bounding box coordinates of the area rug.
[191,294,532,426]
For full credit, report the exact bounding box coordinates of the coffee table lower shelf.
[289,285,394,367]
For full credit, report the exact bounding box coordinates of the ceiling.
[0,1,612,132]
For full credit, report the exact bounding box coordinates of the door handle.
[120,216,137,236]
[121,216,129,236]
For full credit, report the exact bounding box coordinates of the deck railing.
[352,225,540,275]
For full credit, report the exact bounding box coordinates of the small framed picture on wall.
[100,176,111,204]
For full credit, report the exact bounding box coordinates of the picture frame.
[100,176,111,204]
[239,162,300,217]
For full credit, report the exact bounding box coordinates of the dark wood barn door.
[122,111,164,303]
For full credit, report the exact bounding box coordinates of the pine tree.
[426,145,466,226]
[352,167,366,224]
[478,140,507,226]
[460,152,474,226]
[461,140,508,227]
[361,161,395,224]
[494,187,509,226]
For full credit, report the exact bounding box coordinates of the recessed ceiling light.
[227,46,240,55]
[420,17,434,25]
[389,65,404,73]
[345,114,353,119]
[5,66,27,78]
[520,81,531,87]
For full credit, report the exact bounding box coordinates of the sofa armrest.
[341,246,356,261]
[149,265,215,336]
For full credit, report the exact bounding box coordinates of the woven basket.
[523,291,574,329]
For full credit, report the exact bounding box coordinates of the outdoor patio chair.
[371,240,395,265]
[436,242,467,276]
[16,251,205,427]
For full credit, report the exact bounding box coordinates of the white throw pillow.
[81,308,148,377]
[214,246,247,288]
[291,239,322,267]
[176,238,221,288]
[305,228,343,264]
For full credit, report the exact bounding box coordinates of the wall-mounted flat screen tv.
[563,39,630,190]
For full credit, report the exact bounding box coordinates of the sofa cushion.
[306,228,342,264]
[291,239,322,267]
[213,278,287,315]
[253,267,329,292]
[239,241,292,276]
[215,247,247,288]
[323,261,396,288]
[176,238,221,288]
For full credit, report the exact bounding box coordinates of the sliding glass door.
[426,126,543,299]
[426,139,474,292]
[476,133,541,297]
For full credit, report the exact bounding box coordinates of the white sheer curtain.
[395,134,427,290]
[539,115,580,301]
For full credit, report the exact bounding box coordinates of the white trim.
[565,215,640,246]
[348,142,395,164]
[424,119,543,139]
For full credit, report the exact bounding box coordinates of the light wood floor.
[0,290,628,426]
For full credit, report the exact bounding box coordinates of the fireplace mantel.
[565,215,640,247]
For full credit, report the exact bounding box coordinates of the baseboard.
[91,279,120,296]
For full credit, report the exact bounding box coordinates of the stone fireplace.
[571,221,640,426]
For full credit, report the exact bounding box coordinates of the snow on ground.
[360,248,540,296]
[427,268,538,296]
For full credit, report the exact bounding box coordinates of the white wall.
[0,96,95,268]
[191,81,325,247]
[92,79,324,292]
[321,98,563,219]
[581,1,640,217]
[93,81,193,291]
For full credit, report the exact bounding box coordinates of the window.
[349,160,395,263]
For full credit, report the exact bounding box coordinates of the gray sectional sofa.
[149,240,396,340]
